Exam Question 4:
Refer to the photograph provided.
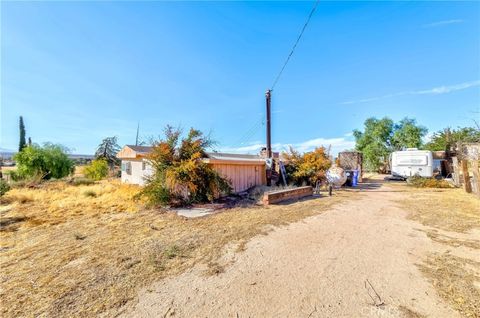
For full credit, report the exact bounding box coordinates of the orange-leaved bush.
[139,126,231,207]
[282,146,331,186]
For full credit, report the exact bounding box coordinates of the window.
[121,161,132,175]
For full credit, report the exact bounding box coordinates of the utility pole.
[135,122,140,146]
[266,89,272,186]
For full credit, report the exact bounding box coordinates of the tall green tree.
[19,116,26,151]
[95,136,121,167]
[353,117,428,171]
[392,118,428,150]
[353,117,394,171]
[425,127,480,151]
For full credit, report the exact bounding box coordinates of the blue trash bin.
[352,170,359,187]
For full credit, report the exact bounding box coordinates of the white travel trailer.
[390,148,433,179]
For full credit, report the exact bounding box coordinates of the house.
[116,145,267,192]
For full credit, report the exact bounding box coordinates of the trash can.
[352,170,359,187]
[344,171,353,186]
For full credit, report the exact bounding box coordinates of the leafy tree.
[425,127,480,151]
[282,146,331,185]
[95,136,121,168]
[0,179,10,197]
[140,126,231,206]
[392,118,428,150]
[84,159,109,181]
[353,117,394,172]
[19,116,26,151]
[14,143,74,180]
[353,117,427,171]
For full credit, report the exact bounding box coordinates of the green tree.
[95,136,121,168]
[0,179,10,197]
[140,126,231,206]
[19,116,26,151]
[425,127,480,151]
[14,143,74,180]
[84,159,109,181]
[353,117,427,172]
[353,117,394,172]
[392,118,428,150]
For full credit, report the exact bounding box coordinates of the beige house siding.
[208,162,266,193]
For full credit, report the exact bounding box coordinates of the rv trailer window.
[395,155,427,166]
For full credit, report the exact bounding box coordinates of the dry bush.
[0,180,353,317]
[407,176,452,188]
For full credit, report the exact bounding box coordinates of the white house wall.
[121,159,153,186]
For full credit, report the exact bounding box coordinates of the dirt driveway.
[125,181,479,318]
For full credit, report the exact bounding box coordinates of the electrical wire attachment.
[270,0,320,90]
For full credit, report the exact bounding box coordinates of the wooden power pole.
[266,89,272,186]
[266,90,272,158]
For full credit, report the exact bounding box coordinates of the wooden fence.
[452,143,480,196]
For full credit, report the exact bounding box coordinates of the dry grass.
[418,252,480,318]
[426,230,480,250]
[396,185,480,317]
[0,180,353,317]
[399,188,480,233]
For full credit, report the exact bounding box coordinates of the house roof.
[205,152,261,160]
[117,145,265,164]
[125,145,153,153]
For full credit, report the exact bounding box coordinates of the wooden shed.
[204,152,267,193]
[116,145,266,192]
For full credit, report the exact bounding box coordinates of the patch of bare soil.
[125,182,466,317]
[0,181,352,317]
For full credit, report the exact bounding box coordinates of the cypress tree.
[19,116,26,151]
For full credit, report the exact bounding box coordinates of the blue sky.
[1,1,479,155]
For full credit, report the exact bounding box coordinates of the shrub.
[139,126,231,207]
[282,146,331,186]
[407,176,452,188]
[13,143,74,180]
[0,179,10,196]
[83,190,97,198]
[84,159,109,181]
[70,178,95,186]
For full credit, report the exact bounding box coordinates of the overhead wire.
[270,0,320,90]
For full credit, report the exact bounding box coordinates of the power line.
[270,0,320,90]
[234,115,265,147]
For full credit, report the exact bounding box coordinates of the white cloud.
[218,136,355,157]
[423,19,463,28]
[341,80,480,105]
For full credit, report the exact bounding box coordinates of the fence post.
[452,157,460,186]
[461,160,472,193]
[472,160,480,197]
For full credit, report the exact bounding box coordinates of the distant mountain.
[0,148,93,160]
[0,149,16,159]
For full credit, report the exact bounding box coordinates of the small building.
[338,151,363,182]
[116,145,266,192]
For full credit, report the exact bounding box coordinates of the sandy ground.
[125,182,475,318]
